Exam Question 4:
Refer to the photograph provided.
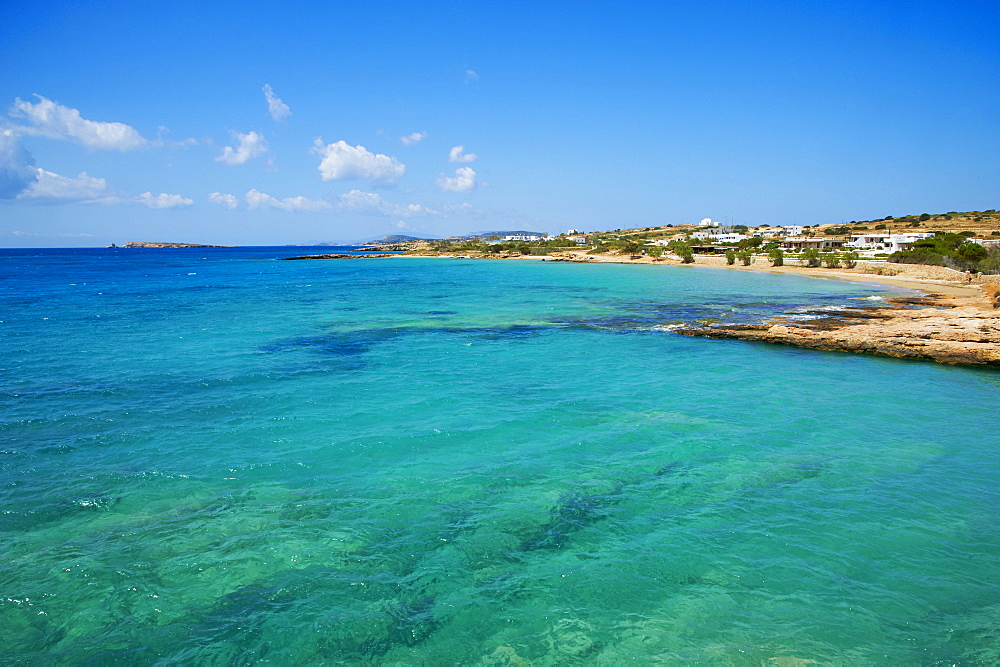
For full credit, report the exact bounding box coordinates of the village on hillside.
[385,209,1000,274]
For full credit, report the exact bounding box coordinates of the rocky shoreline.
[676,292,1000,366]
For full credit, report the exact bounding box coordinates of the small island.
[121,242,229,248]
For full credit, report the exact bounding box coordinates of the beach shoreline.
[398,249,993,300]
[394,249,1000,365]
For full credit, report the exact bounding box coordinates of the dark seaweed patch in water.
[382,596,438,647]
[0,496,120,533]
[314,595,440,660]
[652,461,688,478]
[520,487,622,551]
[550,294,868,332]
[259,329,406,370]
[260,334,370,356]
[466,324,548,341]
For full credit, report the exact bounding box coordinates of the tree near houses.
[801,248,822,267]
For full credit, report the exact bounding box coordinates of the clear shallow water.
[2,247,998,663]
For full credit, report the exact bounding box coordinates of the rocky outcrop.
[677,294,1000,366]
[983,284,1000,309]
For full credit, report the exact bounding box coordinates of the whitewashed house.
[781,237,844,250]
[692,231,746,243]
[504,234,543,242]
[970,237,1000,248]
[753,226,785,238]
[846,232,934,253]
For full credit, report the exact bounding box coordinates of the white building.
[691,231,746,243]
[970,237,1000,248]
[752,226,785,238]
[781,237,844,250]
[504,234,542,242]
[846,232,934,253]
[751,225,802,238]
[652,235,689,247]
[712,233,747,243]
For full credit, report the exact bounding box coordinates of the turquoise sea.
[2,247,998,664]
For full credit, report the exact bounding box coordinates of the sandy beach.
[403,248,993,298]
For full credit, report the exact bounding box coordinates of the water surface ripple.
[1,248,997,663]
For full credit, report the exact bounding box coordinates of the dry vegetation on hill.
[578,209,1000,241]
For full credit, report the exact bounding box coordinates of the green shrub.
[725,249,736,265]
[768,247,784,266]
[957,243,987,262]
[669,240,695,263]
[889,248,945,266]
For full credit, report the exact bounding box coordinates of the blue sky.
[2,0,998,246]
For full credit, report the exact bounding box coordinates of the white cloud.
[401,132,427,146]
[134,192,193,209]
[245,188,331,212]
[440,202,481,217]
[155,125,200,148]
[17,168,111,201]
[448,145,477,163]
[15,169,191,209]
[436,166,476,192]
[464,69,479,83]
[208,192,238,209]
[8,94,147,151]
[216,131,267,165]
[262,84,291,122]
[0,130,37,198]
[337,189,434,217]
[312,139,405,184]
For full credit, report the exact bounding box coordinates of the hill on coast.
[587,209,1000,240]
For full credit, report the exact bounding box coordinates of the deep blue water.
[2,247,998,663]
